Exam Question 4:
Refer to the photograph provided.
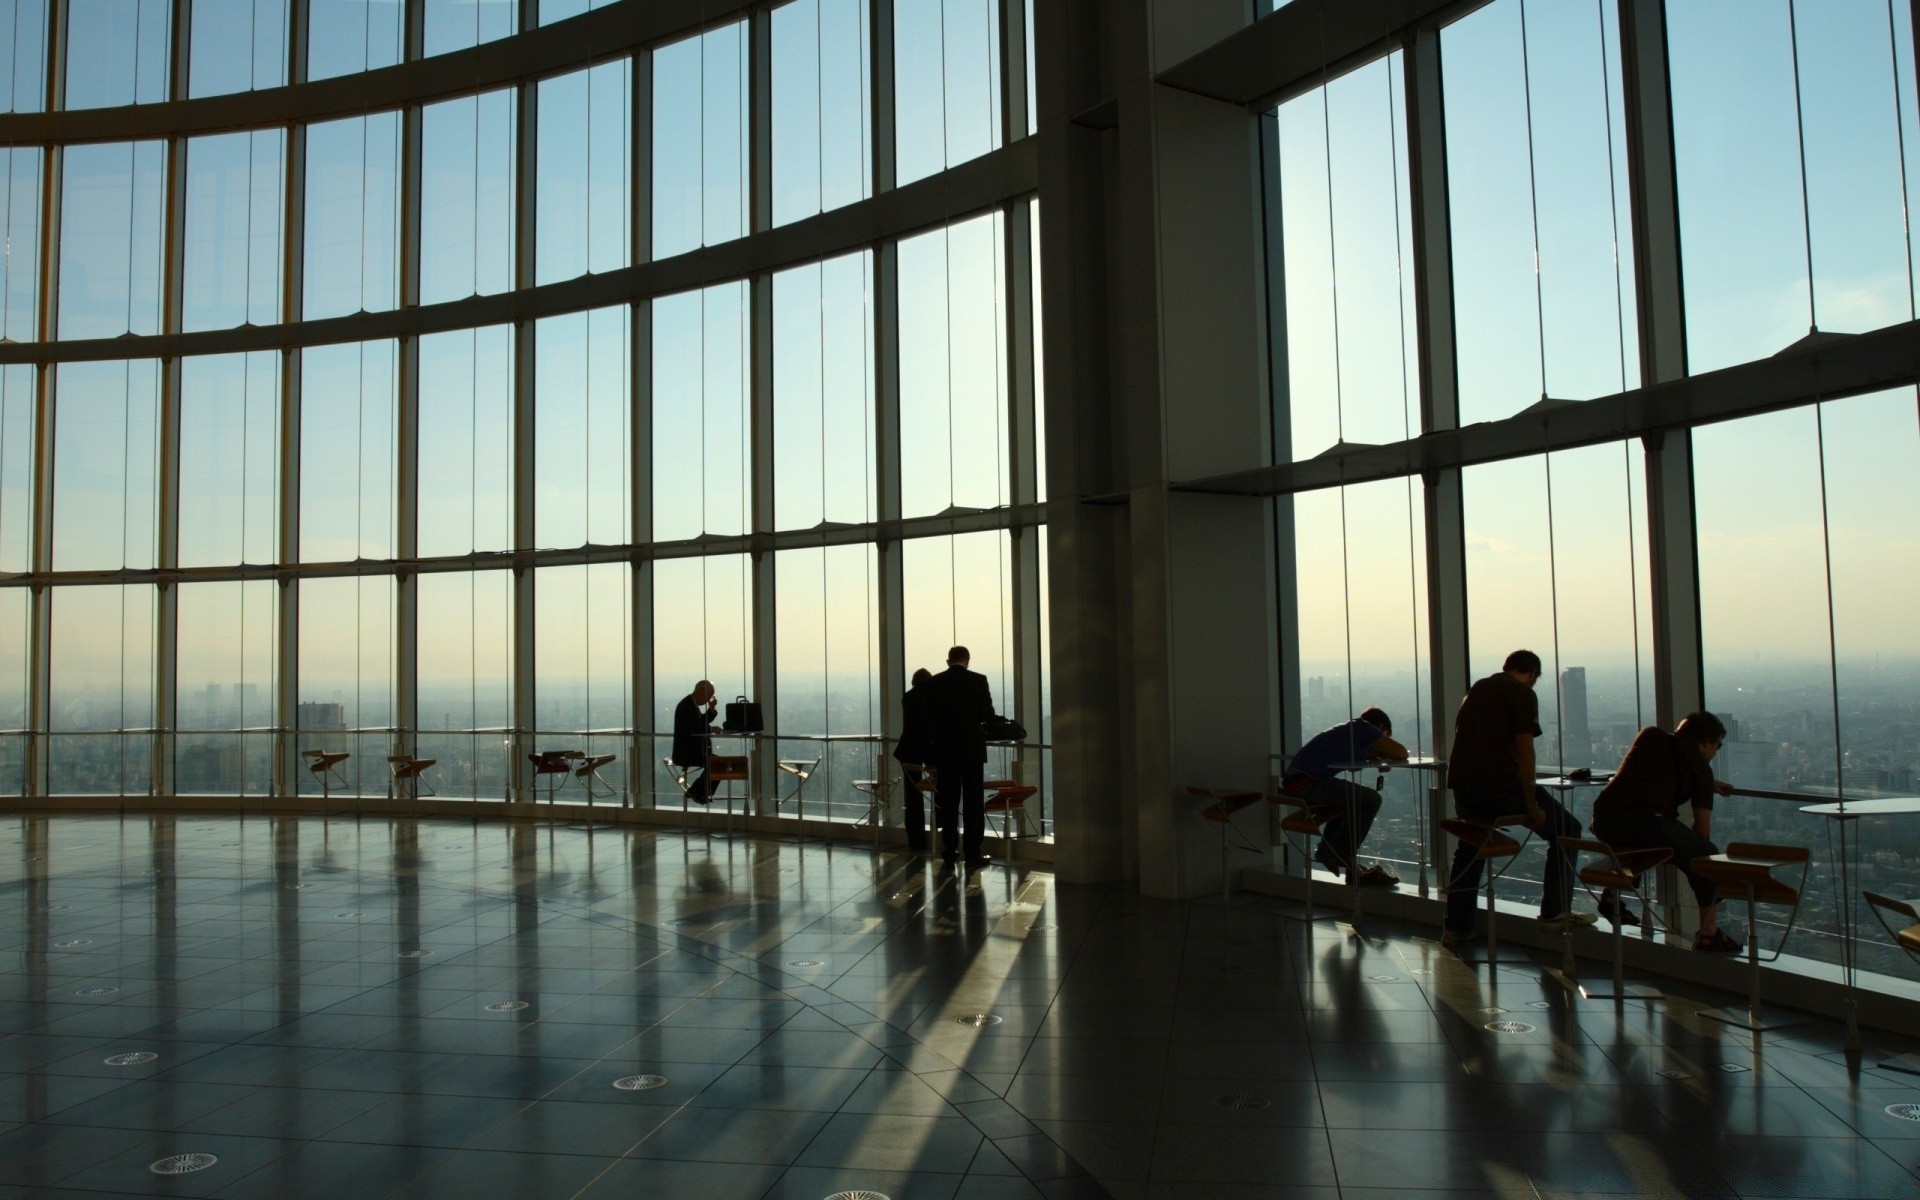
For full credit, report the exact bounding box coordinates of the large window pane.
[653,282,749,541]
[773,251,875,530]
[419,325,513,557]
[58,141,167,340]
[902,531,1011,703]
[534,563,631,734]
[300,340,397,562]
[0,364,32,573]
[417,570,514,798]
[304,113,401,319]
[771,0,872,226]
[297,574,394,795]
[895,0,1001,187]
[426,0,517,56]
[49,585,155,795]
[652,23,749,259]
[538,0,611,26]
[307,0,404,81]
[653,554,751,755]
[190,0,289,97]
[536,61,629,283]
[53,360,160,571]
[64,0,169,109]
[1,148,41,341]
[899,212,1009,517]
[175,580,276,793]
[183,130,285,331]
[179,352,279,568]
[0,588,27,730]
[421,89,516,304]
[1,0,48,113]
[534,305,629,549]
[775,543,879,821]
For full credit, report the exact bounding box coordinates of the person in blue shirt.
[1280,706,1409,887]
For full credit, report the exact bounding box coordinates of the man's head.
[911,667,933,687]
[1358,706,1392,737]
[1676,711,1727,761]
[947,645,970,667]
[692,680,715,705]
[1502,649,1543,686]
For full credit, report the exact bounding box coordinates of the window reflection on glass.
[422,89,517,304]
[1670,0,1918,372]
[1443,0,1638,422]
[895,0,1002,187]
[297,574,394,794]
[1274,53,1415,460]
[426,0,517,56]
[1027,198,1046,502]
[419,325,513,557]
[58,141,167,340]
[0,363,31,574]
[773,251,875,530]
[535,305,629,549]
[300,340,397,563]
[307,0,404,81]
[53,360,160,571]
[653,22,749,258]
[1,0,49,113]
[899,211,1009,518]
[175,580,276,792]
[902,531,1011,700]
[179,352,278,569]
[535,563,630,733]
[417,570,514,797]
[183,130,285,331]
[538,0,612,27]
[653,282,749,541]
[0,149,41,341]
[0,588,26,729]
[536,60,629,283]
[772,0,872,226]
[64,0,170,108]
[654,554,751,735]
[190,0,289,97]
[49,584,156,795]
[775,543,879,820]
[303,113,401,319]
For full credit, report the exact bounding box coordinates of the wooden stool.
[1188,786,1263,905]
[1865,892,1920,1074]
[776,757,822,838]
[302,750,350,800]
[986,783,1038,864]
[1270,787,1340,925]
[1692,843,1810,1033]
[574,754,618,801]
[1557,838,1670,1001]
[386,755,437,800]
[706,754,750,839]
[1440,817,1531,966]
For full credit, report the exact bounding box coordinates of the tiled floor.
[2,814,1919,1199]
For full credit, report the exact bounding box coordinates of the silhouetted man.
[672,680,718,804]
[893,667,936,852]
[1281,706,1409,887]
[923,646,998,868]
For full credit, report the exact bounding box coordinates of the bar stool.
[302,750,350,800]
[1187,786,1263,905]
[1692,843,1811,1034]
[1866,891,1920,1074]
[706,754,750,839]
[528,751,576,801]
[1440,817,1533,966]
[1556,837,1670,1001]
[852,777,898,849]
[387,755,437,800]
[985,782,1038,865]
[1269,786,1340,924]
[777,757,822,836]
[574,754,618,801]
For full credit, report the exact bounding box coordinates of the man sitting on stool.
[1281,707,1409,887]
[673,680,719,805]
[1591,711,1740,952]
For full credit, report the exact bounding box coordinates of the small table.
[1327,756,1445,898]
[1799,797,1920,1054]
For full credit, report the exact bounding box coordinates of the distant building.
[1722,737,1783,792]
[1560,667,1591,768]
[298,702,347,730]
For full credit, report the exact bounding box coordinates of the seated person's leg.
[1535,790,1584,921]
[1664,817,1735,949]
[1306,777,1357,870]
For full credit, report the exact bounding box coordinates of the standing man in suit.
[672,680,719,804]
[923,646,999,868]
[893,667,936,852]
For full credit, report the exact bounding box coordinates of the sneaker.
[1354,865,1399,889]
[1440,927,1476,949]
[1537,911,1600,932]
[1597,893,1641,928]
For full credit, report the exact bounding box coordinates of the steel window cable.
[1787,0,1821,334]
[1884,0,1918,321]
[1385,58,1424,760]
[1316,72,1356,730]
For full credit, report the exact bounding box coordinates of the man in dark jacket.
[672,680,718,804]
[893,668,936,852]
[922,646,999,868]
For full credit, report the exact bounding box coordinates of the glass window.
[58,141,167,340]
[895,0,1002,187]
[771,0,872,226]
[417,570,514,798]
[0,363,32,573]
[303,113,401,320]
[297,574,394,797]
[183,130,285,332]
[426,0,517,56]
[1443,0,1638,423]
[421,89,517,304]
[538,0,611,26]
[773,250,875,530]
[307,0,404,81]
[49,584,156,795]
[1,148,40,342]
[1,0,49,113]
[419,325,514,557]
[652,23,749,259]
[190,0,289,97]
[536,60,629,283]
[175,580,276,793]
[179,352,279,569]
[1027,198,1046,502]
[0,588,27,730]
[534,305,630,549]
[653,282,749,542]
[300,340,397,563]
[653,553,751,740]
[902,531,1011,700]
[64,0,170,109]
[775,543,879,821]
[52,360,160,571]
[534,563,631,733]
[898,211,1009,518]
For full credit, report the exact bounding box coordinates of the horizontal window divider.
[0,0,758,146]
[0,502,1048,589]
[1169,319,1920,499]
[0,143,1039,365]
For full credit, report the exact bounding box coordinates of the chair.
[706,754,750,838]
[1557,837,1671,1001]
[574,754,618,801]
[1440,817,1534,966]
[302,750,350,800]
[852,777,900,849]
[387,755,437,801]
[1269,785,1341,925]
[1187,786,1263,904]
[985,782,1039,864]
[1692,842,1811,1034]
[1865,891,1920,1074]
[528,750,579,801]
[777,757,822,836]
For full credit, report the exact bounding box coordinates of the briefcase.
[724,695,764,733]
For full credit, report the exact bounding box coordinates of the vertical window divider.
[631,46,653,806]
[276,0,309,798]
[509,5,538,803]
[748,8,777,816]
[999,0,1028,145]
[26,0,67,797]
[1005,199,1041,800]
[871,1,904,799]
[394,18,424,782]
[153,0,193,799]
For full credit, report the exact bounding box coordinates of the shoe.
[1537,911,1600,932]
[1440,927,1476,949]
[939,855,957,871]
[1693,929,1742,953]
[1354,865,1398,888]
[1597,892,1641,927]
[962,856,994,870]
[688,795,712,806]
[1313,844,1347,874]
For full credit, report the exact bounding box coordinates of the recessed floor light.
[149,1153,217,1175]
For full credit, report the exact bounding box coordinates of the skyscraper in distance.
[1561,666,1591,769]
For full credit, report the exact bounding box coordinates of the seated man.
[1281,706,1409,887]
[672,680,719,805]
[1591,712,1740,952]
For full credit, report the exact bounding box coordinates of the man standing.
[1442,649,1593,946]
[672,680,719,804]
[1281,706,1409,887]
[893,667,936,852]
[923,645,999,868]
